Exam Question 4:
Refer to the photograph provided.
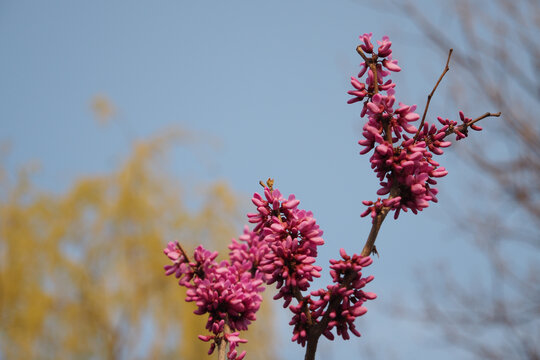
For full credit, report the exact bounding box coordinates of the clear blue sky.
[0,1,500,359]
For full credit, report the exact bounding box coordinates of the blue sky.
[0,1,504,359]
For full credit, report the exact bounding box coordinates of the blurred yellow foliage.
[0,132,274,359]
[91,95,115,125]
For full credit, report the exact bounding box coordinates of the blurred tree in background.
[0,111,274,359]
[387,0,540,358]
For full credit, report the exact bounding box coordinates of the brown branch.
[356,45,370,63]
[371,56,379,94]
[361,207,391,257]
[466,111,502,128]
[304,271,358,360]
[217,321,232,360]
[445,112,502,139]
[360,183,400,257]
[414,49,453,142]
[177,242,192,264]
[292,286,313,326]
[304,333,320,360]
[356,46,379,94]
[304,196,395,358]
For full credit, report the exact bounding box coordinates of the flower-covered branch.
[248,180,375,360]
[164,179,375,360]
[163,32,499,360]
[348,33,500,256]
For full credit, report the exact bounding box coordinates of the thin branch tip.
[446,49,453,67]
[414,51,454,141]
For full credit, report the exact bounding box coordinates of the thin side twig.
[414,49,453,142]
[177,243,192,264]
[466,111,502,128]
[445,112,502,138]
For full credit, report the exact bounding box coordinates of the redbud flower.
[248,186,374,347]
[229,226,270,279]
[164,234,266,359]
[164,242,197,285]
[249,188,324,307]
[347,76,368,104]
[359,33,374,53]
[225,332,248,360]
[382,57,401,72]
[376,35,392,57]
[347,34,472,220]
[289,297,315,346]
[310,249,376,341]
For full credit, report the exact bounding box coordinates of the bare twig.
[414,49,453,142]
[355,45,370,63]
[177,242,192,264]
[467,111,502,128]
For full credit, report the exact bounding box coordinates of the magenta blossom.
[348,34,481,220]
[248,184,375,347]
[163,233,267,359]
[248,187,324,308]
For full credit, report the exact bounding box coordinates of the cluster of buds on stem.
[164,180,375,359]
[248,181,376,348]
[348,33,498,222]
[164,233,267,360]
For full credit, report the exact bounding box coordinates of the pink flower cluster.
[348,33,482,220]
[288,248,375,346]
[164,228,267,360]
[248,187,323,308]
[248,185,375,347]
[164,183,376,358]
[311,249,376,341]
